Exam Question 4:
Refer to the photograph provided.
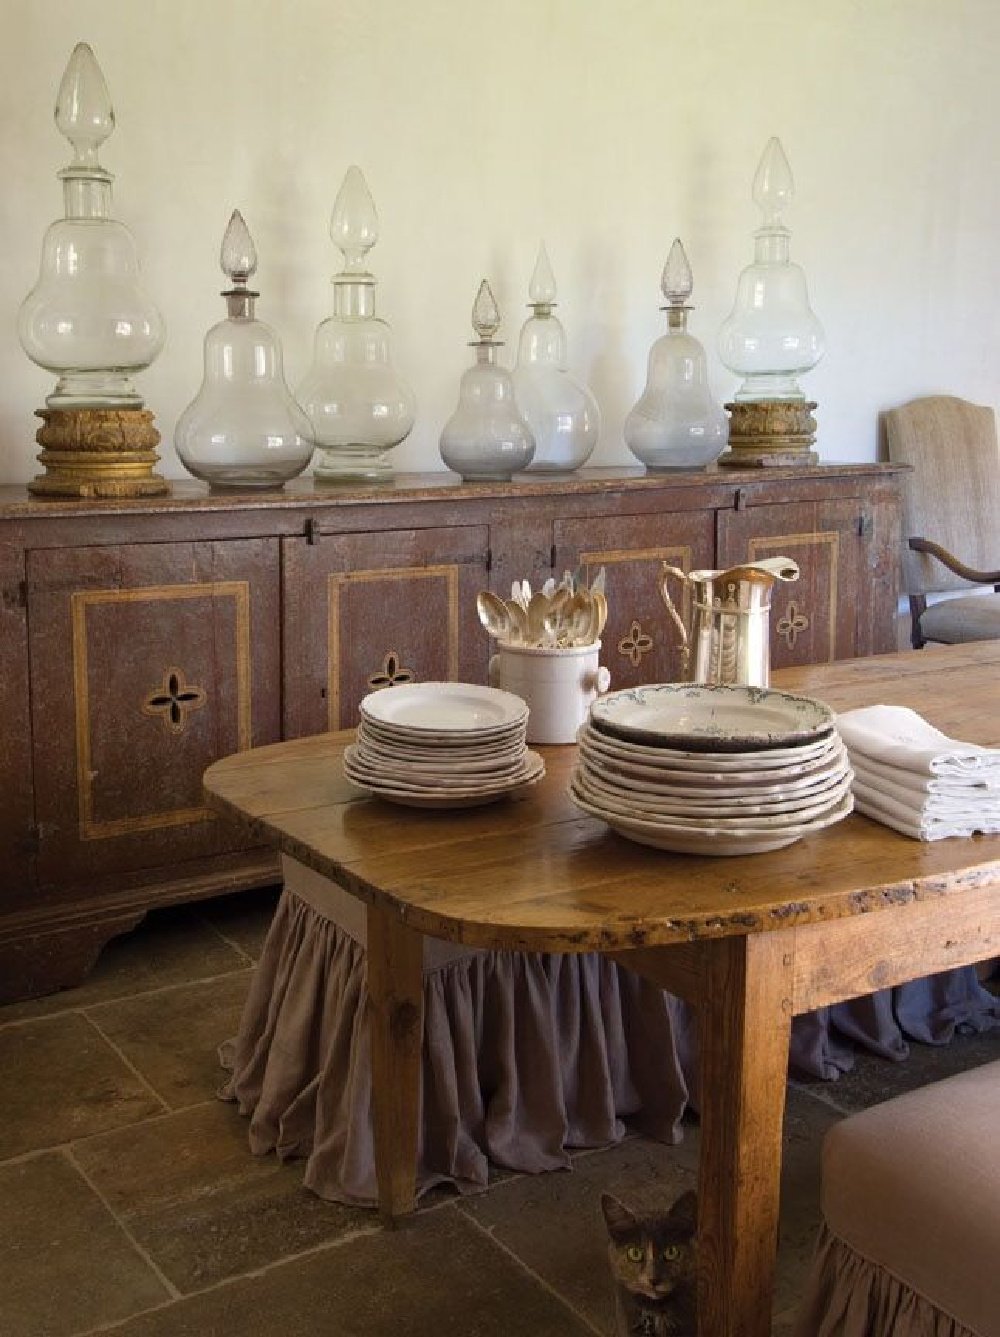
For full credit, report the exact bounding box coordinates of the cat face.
[601,1190,698,1310]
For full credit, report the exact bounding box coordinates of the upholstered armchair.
[884,395,1000,648]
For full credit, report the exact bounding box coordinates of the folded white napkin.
[834,705,1000,780]
[852,779,1000,841]
[849,751,1000,798]
[851,758,1000,817]
[836,704,1000,841]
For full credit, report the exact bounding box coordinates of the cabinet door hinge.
[1,579,27,610]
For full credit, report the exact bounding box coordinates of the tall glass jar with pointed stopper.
[624,239,728,471]
[174,211,313,489]
[717,137,825,400]
[297,166,415,482]
[18,43,165,407]
[439,280,535,481]
[511,244,599,472]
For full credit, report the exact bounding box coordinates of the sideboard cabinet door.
[717,498,864,668]
[283,526,491,736]
[553,510,716,688]
[26,539,281,888]
[0,543,33,896]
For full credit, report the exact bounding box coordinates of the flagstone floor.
[1,888,997,1337]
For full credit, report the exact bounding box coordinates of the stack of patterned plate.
[570,683,853,855]
[345,681,545,809]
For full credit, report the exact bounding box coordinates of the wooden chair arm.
[908,537,1000,585]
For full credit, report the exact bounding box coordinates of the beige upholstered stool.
[795,1060,1000,1336]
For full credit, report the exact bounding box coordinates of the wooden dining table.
[204,641,1000,1337]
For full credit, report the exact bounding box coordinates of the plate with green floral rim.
[589,683,835,752]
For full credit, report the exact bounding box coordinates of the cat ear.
[668,1190,698,1231]
[601,1192,639,1238]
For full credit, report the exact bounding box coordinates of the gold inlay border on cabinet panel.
[71,581,252,840]
[748,531,840,660]
[326,565,460,731]
[579,544,693,644]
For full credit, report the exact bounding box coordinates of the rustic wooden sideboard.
[0,464,904,1001]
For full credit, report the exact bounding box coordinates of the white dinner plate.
[573,765,853,827]
[569,782,853,856]
[589,684,835,752]
[576,719,836,771]
[347,745,532,789]
[576,746,850,802]
[344,749,545,808]
[578,732,844,789]
[356,729,526,772]
[360,682,528,735]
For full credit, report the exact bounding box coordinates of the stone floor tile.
[0,1012,165,1159]
[86,971,251,1109]
[78,1205,595,1337]
[0,1151,169,1337]
[0,905,249,1026]
[72,1101,372,1293]
[792,1026,1000,1117]
[459,1133,696,1335]
[199,885,281,963]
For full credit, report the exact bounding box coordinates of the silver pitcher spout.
[658,556,800,688]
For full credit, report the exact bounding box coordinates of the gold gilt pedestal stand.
[717,399,818,468]
[28,407,171,498]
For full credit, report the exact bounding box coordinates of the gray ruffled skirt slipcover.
[220,861,999,1207]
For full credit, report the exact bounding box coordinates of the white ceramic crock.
[488,640,611,744]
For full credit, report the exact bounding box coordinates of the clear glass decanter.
[439,280,535,481]
[717,137,825,401]
[174,210,313,489]
[511,244,599,472]
[17,43,165,408]
[624,238,728,471]
[297,167,415,482]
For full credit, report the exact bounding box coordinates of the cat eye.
[626,1246,643,1263]
[663,1246,680,1261]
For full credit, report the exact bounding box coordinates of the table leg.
[366,901,424,1222]
[696,931,794,1337]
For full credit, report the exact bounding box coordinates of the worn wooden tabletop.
[204,641,1000,952]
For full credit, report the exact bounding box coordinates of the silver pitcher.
[658,557,800,688]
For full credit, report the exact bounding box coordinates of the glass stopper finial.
[472,279,501,340]
[753,136,795,228]
[661,238,693,306]
[528,243,557,307]
[55,42,114,173]
[220,210,257,288]
[330,165,379,274]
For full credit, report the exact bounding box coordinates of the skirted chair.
[795,1060,1000,1336]
[883,395,1000,648]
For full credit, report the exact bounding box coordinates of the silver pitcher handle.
[657,564,691,675]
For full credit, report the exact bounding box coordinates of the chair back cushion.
[884,395,1000,595]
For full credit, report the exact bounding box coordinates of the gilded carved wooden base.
[718,400,818,468]
[29,407,171,498]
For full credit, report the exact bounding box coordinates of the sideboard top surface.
[0,463,906,521]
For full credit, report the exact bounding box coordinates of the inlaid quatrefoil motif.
[776,601,810,649]
[618,620,654,668]
[367,651,415,691]
[143,667,207,735]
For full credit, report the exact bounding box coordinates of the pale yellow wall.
[2,0,999,483]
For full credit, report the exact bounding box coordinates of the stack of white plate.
[570,683,853,855]
[345,681,545,809]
